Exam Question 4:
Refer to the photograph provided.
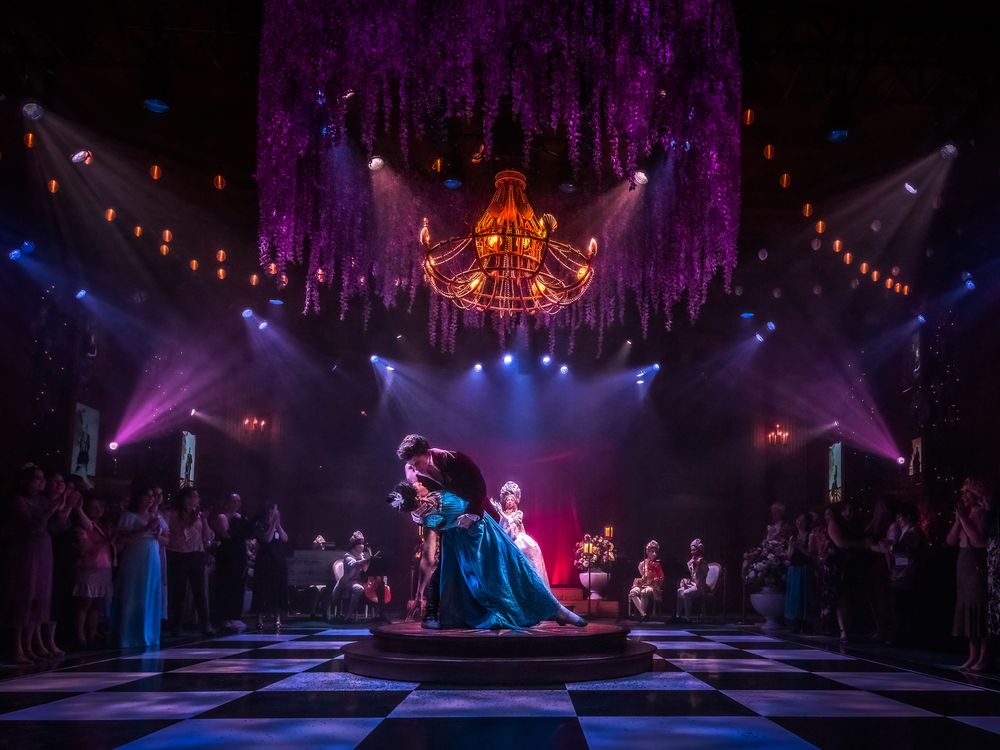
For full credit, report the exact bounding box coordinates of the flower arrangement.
[574,533,616,571]
[741,538,788,592]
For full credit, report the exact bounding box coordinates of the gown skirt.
[112,534,162,648]
[430,492,560,630]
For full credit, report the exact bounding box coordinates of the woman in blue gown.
[390,479,585,630]
[112,485,165,647]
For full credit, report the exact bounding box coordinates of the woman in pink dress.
[73,497,114,646]
[491,481,550,589]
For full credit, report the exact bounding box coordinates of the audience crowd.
[741,478,999,671]
[0,463,288,663]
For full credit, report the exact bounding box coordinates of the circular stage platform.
[343,621,655,684]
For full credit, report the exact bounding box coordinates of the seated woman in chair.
[676,538,709,620]
[629,540,664,621]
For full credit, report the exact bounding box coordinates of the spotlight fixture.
[896,456,906,465]
[940,142,959,160]
[75,289,88,300]
[370,354,380,363]
[632,171,649,185]
[143,98,169,114]
[766,321,776,331]
[503,354,514,366]
[474,363,483,372]
[755,333,765,343]
[443,178,462,189]
[541,355,552,366]
[625,339,633,345]
[242,308,253,318]
[258,321,269,330]
[108,441,119,451]
[903,182,918,194]
[636,379,645,385]
[8,248,21,261]
[70,150,93,164]
[385,365,395,372]
[652,363,661,371]
[739,312,755,319]
[833,421,839,427]
[917,314,926,324]
[190,409,197,416]
[21,102,44,120]
[558,182,578,194]
[965,278,976,291]
[268,299,284,305]
[396,334,403,340]
[368,155,385,171]
[559,365,569,374]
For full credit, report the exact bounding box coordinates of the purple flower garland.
[258,0,740,343]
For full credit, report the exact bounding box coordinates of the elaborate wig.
[645,539,660,552]
[500,481,522,504]
[689,538,705,554]
[348,530,366,548]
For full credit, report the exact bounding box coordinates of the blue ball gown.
[418,491,560,630]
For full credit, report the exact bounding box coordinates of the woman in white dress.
[492,481,550,589]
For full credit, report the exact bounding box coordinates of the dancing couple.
[390,434,585,630]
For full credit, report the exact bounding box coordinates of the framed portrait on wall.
[70,403,99,479]
[828,442,843,504]
[180,431,196,486]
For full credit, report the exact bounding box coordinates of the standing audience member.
[251,503,289,631]
[1,464,72,663]
[785,514,813,633]
[822,502,865,642]
[987,484,1000,651]
[864,495,896,640]
[947,477,990,672]
[112,484,166,648]
[886,504,926,646]
[808,512,829,632]
[211,492,249,631]
[73,497,114,647]
[676,538,709,620]
[166,486,215,636]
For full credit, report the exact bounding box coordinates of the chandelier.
[419,171,597,316]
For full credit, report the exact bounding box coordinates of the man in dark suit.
[396,434,492,629]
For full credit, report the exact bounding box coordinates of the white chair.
[698,563,722,621]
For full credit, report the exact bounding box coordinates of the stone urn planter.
[749,587,785,631]
[579,569,610,600]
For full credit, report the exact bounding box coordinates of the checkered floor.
[2,626,1000,749]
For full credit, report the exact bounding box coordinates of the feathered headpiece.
[500,481,521,504]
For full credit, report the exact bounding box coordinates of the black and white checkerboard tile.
[2,627,999,749]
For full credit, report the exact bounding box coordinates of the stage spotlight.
[143,98,169,114]
[625,339,633,346]
[474,363,483,372]
[190,409,197,416]
[370,354,380,363]
[833,421,839,427]
[636,379,645,385]
[242,308,253,318]
[443,178,462,189]
[558,182,577,194]
[652,363,661,371]
[258,321,269,330]
[8,247,22,261]
[559,365,569,374]
[896,456,906,465]
[917,314,926,324]
[940,142,959,160]
[75,289,88,300]
[385,365,395,372]
[766,321,776,331]
[740,312,754,319]
[396,334,403,340]
[368,155,385,171]
[903,182,918,194]
[965,279,976,291]
[755,333,765,343]
[541,355,552,366]
[21,102,44,120]
[268,299,284,305]
[108,442,119,451]
[633,171,649,185]
[70,149,93,164]
[503,354,514,366]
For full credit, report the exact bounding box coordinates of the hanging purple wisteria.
[258,0,741,343]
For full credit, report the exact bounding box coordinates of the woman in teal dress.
[390,478,585,630]
[112,485,165,647]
